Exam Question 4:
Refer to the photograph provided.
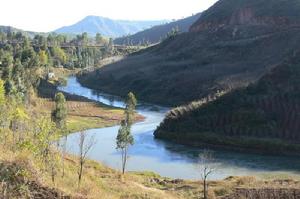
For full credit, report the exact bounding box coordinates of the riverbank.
[78,66,300,157]
[37,70,143,133]
[30,73,300,198]
[154,131,300,157]
[1,143,298,198]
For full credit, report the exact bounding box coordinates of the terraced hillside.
[154,54,300,154]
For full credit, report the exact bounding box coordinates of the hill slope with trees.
[0,25,46,38]
[190,0,300,32]
[114,13,201,45]
[78,0,300,106]
[154,54,300,154]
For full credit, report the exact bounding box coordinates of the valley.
[60,76,300,181]
[0,0,299,198]
[77,0,300,154]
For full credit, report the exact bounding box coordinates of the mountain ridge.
[114,13,201,45]
[55,15,170,37]
[190,0,300,32]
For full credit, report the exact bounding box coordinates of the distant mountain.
[54,16,170,38]
[114,13,201,45]
[0,25,44,38]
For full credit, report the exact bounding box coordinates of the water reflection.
[58,76,300,180]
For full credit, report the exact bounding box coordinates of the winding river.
[58,76,300,180]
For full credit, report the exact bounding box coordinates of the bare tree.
[198,150,216,199]
[78,131,96,187]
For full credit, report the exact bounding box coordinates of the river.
[58,76,300,180]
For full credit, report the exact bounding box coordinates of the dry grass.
[33,98,143,133]
[0,145,183,198]
[0,142,298,199]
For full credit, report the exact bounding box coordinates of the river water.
[58,76,300,180]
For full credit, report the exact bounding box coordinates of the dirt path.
[132,182,178,199]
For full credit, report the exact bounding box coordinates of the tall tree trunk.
[51,166,55,184]
[122,149,126,174]
[203,178,207,199]
[61,136,67,178]
[78,162,83,187]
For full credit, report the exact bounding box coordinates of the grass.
[0,132,298,198]
[28,68,300,198]
[36,67,144,133]
[35,98,121,133]
[34,97,143,133]
[0,142,299,199]
[67,115,115,132]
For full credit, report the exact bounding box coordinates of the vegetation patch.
[155,55,300,155]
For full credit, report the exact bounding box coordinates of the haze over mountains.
[54,15,170,37]
[1,14,200,42]
[0,25,47,38]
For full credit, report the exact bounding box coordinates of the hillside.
[154,54,300,154]
[190,0,300,32]
[78,0,300,106]
[114,13,201,45]
[55,15,169,37]
[2,144,298,199]
[0,25,45,38]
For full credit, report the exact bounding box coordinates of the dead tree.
[199,150,216,199]
[77,131,96,187]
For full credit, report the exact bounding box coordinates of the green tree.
[125,92,137,127]
[0,79,7,129]
[95,33,104,45]
[0,80,5,106]
[9,106,29,146]
[34,117,57,161]
[4,79,14,96]
[166,26,180,39]
[116,92,136,174]
[1,53,13,80]
[81,32,88,46]
[107,38,114,53]
[39,50,48,66]
[52,47,67,66]
[51,92,67,131]
[21,48,35,63]
[11,59,25,95]
[51,92,68,177]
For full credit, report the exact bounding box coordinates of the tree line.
[0,30,114,71]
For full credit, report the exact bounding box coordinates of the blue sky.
[0,0,217,32]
